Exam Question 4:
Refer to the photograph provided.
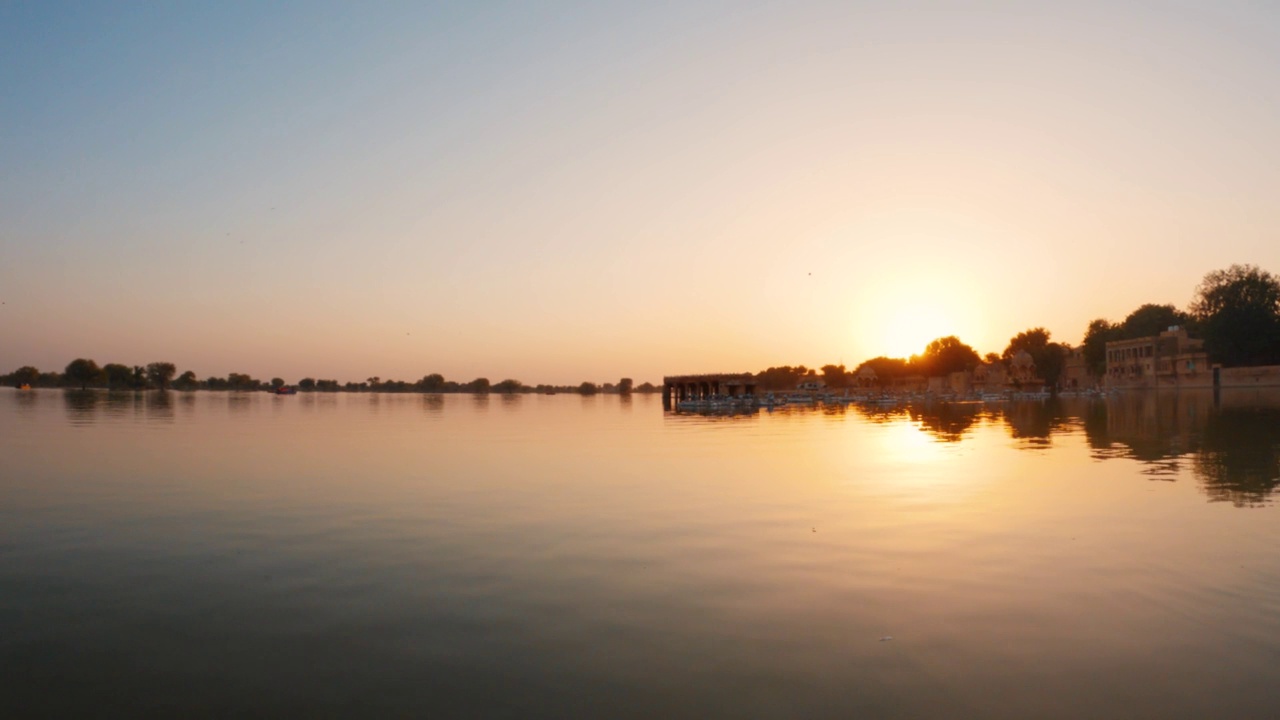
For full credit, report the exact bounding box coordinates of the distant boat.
[275,386,297,395]
[17,384,31,390]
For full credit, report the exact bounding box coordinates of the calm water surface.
[4,389,1280,718]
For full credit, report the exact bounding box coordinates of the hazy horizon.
[4,2,1280,384]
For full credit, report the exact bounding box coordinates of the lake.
[4,388,1280,718]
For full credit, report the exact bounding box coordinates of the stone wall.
[1220,365,1280,387]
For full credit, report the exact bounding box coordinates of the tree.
[618,378,633,394]
[493,379,523,394]
[1190,264,1280,367]
[64,358,103,390]
[1081,319,1118,377]
[227,372,257,390]
[146,362,177,390]
[854,356,910,382]
[1003,328,1066,387]
[466,377,490,394]
[1119,303,1191,339]
[10,366,40,388]
[131,366,147,389]
[755,365,810,391]
[102,363,133,389]
[918,336,981,377]
[820,364,849,388]
[419,373,446,392]
[983,352,1001,365]
[270,377,285,390]
[578,381,598,395]
[1002,328,1052,363]
[298,377,316,391]
[174,371,198,390]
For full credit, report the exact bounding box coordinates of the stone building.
[1008,350,1041,388]
[971,361,1009,393]
[1060,345,1096,390]
[1104,326,1210,389]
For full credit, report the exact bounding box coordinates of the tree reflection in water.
[62,389,100,426]
[674,389,1280,505]
[146,390,174,422]
[1055,390,1279,505]
[881,388,1280,506]
[1195,407,1280,507]
[1001,398,1078,446]
[908,402,985,442]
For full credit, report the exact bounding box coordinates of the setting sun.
[875,301,958,359]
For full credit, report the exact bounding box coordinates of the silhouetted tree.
[270,377,285,390]
[493,379,523,393]
[102,363,133,390]
[755,365,811,390]
[419,373,446,392]
[131,366,147,389]
[466,377,490,394]
[578,381,598,395]
[1081,319,1118,376]
[227,373,257,390]
[1003,328,1067,387]
[10,366,40,387]
[298,378,316,391]
[1190,264,1280,367]
[1120,303,1192,339]
[146,362,177,390]
[919,336,981,377]
[854,356,910,382]
[174,370,198,390]
[820,364,849,388]
[618,378,633,394]
[65,358,103,390]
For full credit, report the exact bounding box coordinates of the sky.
[3,1,1280,385]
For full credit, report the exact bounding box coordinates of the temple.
[662,373,756,407]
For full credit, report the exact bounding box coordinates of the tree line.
[2,361,658,396]
[753,326,1066,390]
[756,263,1280,389]
[7,265,1276,394]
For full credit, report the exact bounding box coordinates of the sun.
[878,303,954,358]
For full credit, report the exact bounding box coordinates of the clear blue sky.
[4,1,1280,384]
